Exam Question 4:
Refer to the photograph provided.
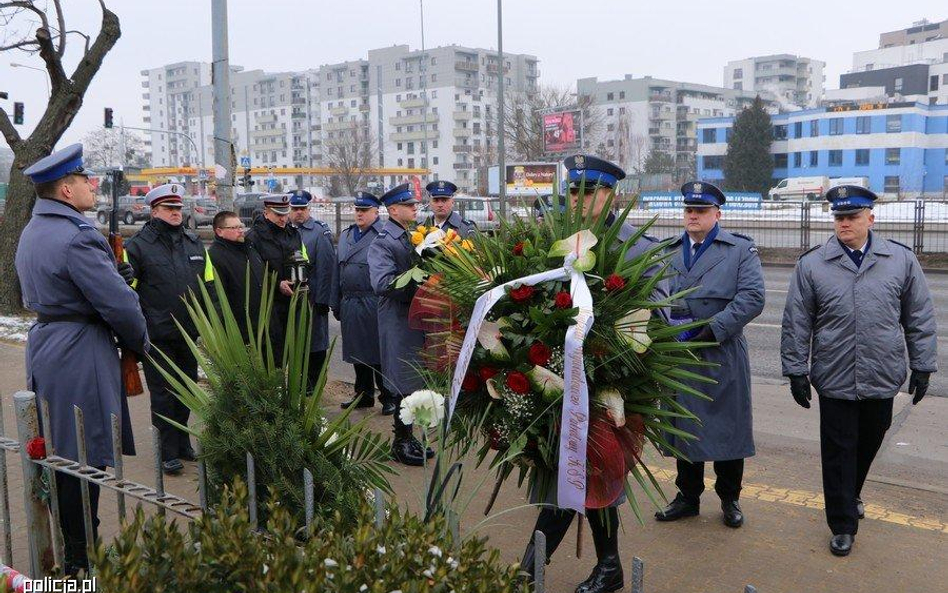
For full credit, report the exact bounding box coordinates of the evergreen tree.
[723,96,773,197]
[642,150,676,175]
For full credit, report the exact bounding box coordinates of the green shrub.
[93,481,526,593]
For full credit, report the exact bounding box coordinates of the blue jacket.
[333,219,385,365]
[295,217,336,352]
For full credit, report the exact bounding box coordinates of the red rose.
[488,428,504,450]
[512,241,525,256]
[528,342,552,366]
[478,366,499,381]
[510,284,535,302]
[604,274,626,292]
[506,371,531,394]
[461,371,480,392]
[26,437,46,460]
[554,291,573,309]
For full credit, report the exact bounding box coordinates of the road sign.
[240,156,251,168]
[266,177,278,191]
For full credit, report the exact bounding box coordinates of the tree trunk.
[0,141,46,313]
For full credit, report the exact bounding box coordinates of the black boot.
[340,392,375,410]
[721,499,744,528]
[576,508,623,593]
[379,391,397,416]
[654,493,699,521]
[521,508,576,582]
[391,396,427,466]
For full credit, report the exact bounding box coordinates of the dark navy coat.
[296,217,335,352]
[333,219,385,365]
[666,228,765,461]
[16,199,149,467]
[367,219,426,395]
[424,210,477,237]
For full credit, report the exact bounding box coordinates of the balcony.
[330,106,349,116]
[453,162,473,170]
[324,120,360,132]
[453,144,472,153]
[455,61,479,72]
[291,110,307,119]
[648,92,673,103]
[390,130,429,142]
[389,113,437,126]
[453,127,472,138]
[359,103,370,112]
[400,97,426,109]
[255,139,286,151]
[453,110,472,121]
[292,96,306,106]
[252,128,284,138]
[486,63,510,74]
[256,113,277,124]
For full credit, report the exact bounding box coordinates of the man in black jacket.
[245,194,307,360]
[208,210,265,342]
[125,184,215,475]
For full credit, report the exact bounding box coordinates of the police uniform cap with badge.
[23,143,94,206]
[146,183,186,209]
[564,154,626,193]
[262,193,292,216]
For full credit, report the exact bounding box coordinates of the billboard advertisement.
[542,110,581,153]
[502,163,558,196]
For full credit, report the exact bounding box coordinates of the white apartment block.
[723,54,825,109]
[837,36,948,106]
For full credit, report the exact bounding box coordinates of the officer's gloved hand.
[313,303,330,316]
[688,325,716,343]
[789,375,812,409]
[117,261,135,285]
[908,371,930,405]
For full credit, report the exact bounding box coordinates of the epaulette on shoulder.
[63,217,94,231]
[888,239,912,251]
[732,232,754,242]
[644,234,660,243]
[799,245,820,259]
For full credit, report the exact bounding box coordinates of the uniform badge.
[574,155,585,169]
[749,245,758,255]
[838,187,848,198]
[693,183,702,194]
[171,184,179,194]
[438,181,445,188]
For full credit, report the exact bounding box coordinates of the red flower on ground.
[506,371,531,394]
[510,284,535,302]
[26,437,46,460]
[604,274,626,292]
[462,371,480,392]
[512,241,525,256]
[554,291,573,309]
[528,342,552,366]
[478,366,499,381]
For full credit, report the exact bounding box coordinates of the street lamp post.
[496,0,506,222]
[10,62,50,99]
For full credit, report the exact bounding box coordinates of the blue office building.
[696,102,948,198]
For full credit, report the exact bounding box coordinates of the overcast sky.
[1,0,945,149]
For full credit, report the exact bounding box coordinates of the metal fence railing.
[0,388,762,592]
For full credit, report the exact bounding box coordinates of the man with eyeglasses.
[208,210,265,342]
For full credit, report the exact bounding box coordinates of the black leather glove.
[908,371,930,405]
[789,375,812,409]
[688,325,716,343]
[117,261,135,286]
[313,303,330,316]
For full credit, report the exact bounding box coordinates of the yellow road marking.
[648,468,948,534]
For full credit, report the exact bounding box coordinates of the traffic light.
[104,107,113,129]
[13,102,24,125]
[241,168,254,189]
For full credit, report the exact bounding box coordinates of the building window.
[855,149,870,166]
[433,156,439,165]
[607,108,613,116]
[733,82,742,90]
[619,91,625,99]
[809,120,819,137]
[607,123,614,132]
[734,68,743,79]
[810,151,818,167]
[894,78,903,92]
[774,153,788,168]
[856,116,870,134]
[606,92,614,100]
[829,150,842,166]
[702,128,717,143]
[829,118,843,135]
[885,147,900,165]
[886,115,901,133]
[702,155,724,170]
[793,122,802,138]
[884,176,900,194]
[931,75,940,92]
[793,152,802,167]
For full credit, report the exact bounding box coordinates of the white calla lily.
[597,388,626,427]
[617,308,652,353]
[549,229,598,272]
[415,227,446,255]
[477,319,511,362]
[527,365,565,402]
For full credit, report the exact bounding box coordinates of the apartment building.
[724,54,825,108]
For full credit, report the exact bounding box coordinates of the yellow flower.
[444,229,459,244]
[460,239,474,251]
[416,225,427,234]
[410,231,425,246]
[426,226,440,235]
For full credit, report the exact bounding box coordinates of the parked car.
[768,176,830,201]
[416,197,498,232]
[234,192,265,225]
[96,195,151,225]
[182,197,220,229]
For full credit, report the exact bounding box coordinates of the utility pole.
[212,0,234,207]
[419,0,429,183]
[496,0,506,221]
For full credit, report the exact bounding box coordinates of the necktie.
[693,242,702,254]
[852,249,863,266]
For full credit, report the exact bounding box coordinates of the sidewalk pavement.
[1,339,945,592]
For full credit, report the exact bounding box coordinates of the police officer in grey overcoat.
[332,191,394,413]
[15,144,148,575]
[781,185,936,557]
[289,190,336,386]
[423,180,477,237]
[367,183,434,466]
[654,181,765,529]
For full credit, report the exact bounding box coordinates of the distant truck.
[768,176,830,201]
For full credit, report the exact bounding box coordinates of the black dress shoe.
[162,459,184,475]
[340,394,375,410]
[721,500,744,528]
[654,494,699,522]
[856,497,865,519]
[830,534,854,556]
[380,399,397,416]
[392,436,426,466]
[575,555,624,593]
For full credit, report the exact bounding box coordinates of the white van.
[769,176,830,201]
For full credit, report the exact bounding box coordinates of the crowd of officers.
[13,145,937,587]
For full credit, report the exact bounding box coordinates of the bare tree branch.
[0,1,49,30]
[35,26,67,90]
[52,0,64,56]
[63,29,90,53]
[0,107,22,148]
[0,38,37,51]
